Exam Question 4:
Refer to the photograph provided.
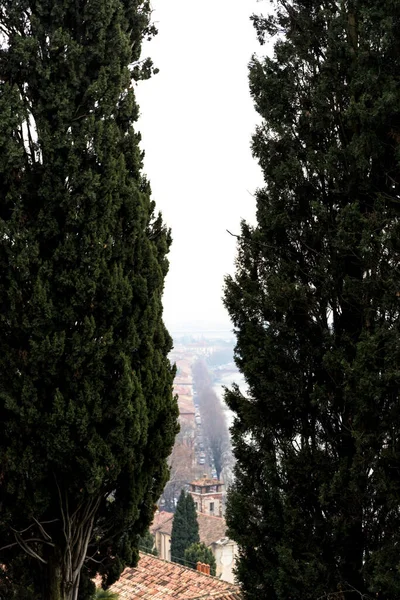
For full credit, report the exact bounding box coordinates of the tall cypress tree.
[0,1,178,599]
[170,490,200,565]
[224,1,400,599]
[184,542,217,576]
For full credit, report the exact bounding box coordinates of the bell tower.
[189,475,224,517]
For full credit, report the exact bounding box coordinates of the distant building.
[189,476,224,517]
[150,511,175,561]
[151,504,238,583]
[177,395,196,435]
[211,537,239,584]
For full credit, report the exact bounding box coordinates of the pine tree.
[184,542,217,576]
[224,1,400,599]
[170,491,200,565]
[0,1,178,599]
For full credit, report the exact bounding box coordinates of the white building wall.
[211,539,238,584]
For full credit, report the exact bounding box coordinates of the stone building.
[189,476,224,517]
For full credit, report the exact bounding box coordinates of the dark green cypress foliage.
[0,555,42,600]
[92,590,119,600]
[170,490,200,565]
[0,1,178,599]
[224,1,400,599]
[184,542,217,576]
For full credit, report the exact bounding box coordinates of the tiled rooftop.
[197,513,228,547]
[174,384,194,396]
[190,477,223,487]
[150,511,174,534]
[178,397,196,414]
[109,552,242,599]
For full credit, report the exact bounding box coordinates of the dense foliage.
[91,590,119,600]
[138,529,157,556]
[184,542,217,576]
[170,491,199,565]
[0,1,178,599]
[224,1,400,599]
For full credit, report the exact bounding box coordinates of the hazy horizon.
[136,0,265,331]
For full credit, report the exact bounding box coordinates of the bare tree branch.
[32,517,54,542]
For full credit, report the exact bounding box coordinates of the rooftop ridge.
[137,551,239,588]
[191,592,242,600]
[197,513,226,521]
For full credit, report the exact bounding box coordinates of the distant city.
[150,326,245,582]
[159,324,246,512]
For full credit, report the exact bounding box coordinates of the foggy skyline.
[137,0,264,331]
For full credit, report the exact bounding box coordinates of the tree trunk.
[71,571,80,600]
[41,495,98,600]
[42,493,100,600]
[45,558,63,600]
[44,560,80,600]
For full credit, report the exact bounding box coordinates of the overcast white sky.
[136,0,264,331]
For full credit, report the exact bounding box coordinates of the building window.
[195,502,198,510]
[209,502,214,513]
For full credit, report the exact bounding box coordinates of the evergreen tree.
[170,491,199,565]
[184,542,217,576]
[92,590,119,600]
[138,529,157,556]
[0,556,42,600]
[0,1,178,599]
[224,1,400,599]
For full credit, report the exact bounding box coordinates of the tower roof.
[190,476,223,487]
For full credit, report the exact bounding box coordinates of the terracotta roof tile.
[109,552,242,600]
[174,384,194,396]
[150,510,174,535]
[190,477,224,487]
[149,511,174,534]
[197,514,227,547]
[178,400,196,415]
